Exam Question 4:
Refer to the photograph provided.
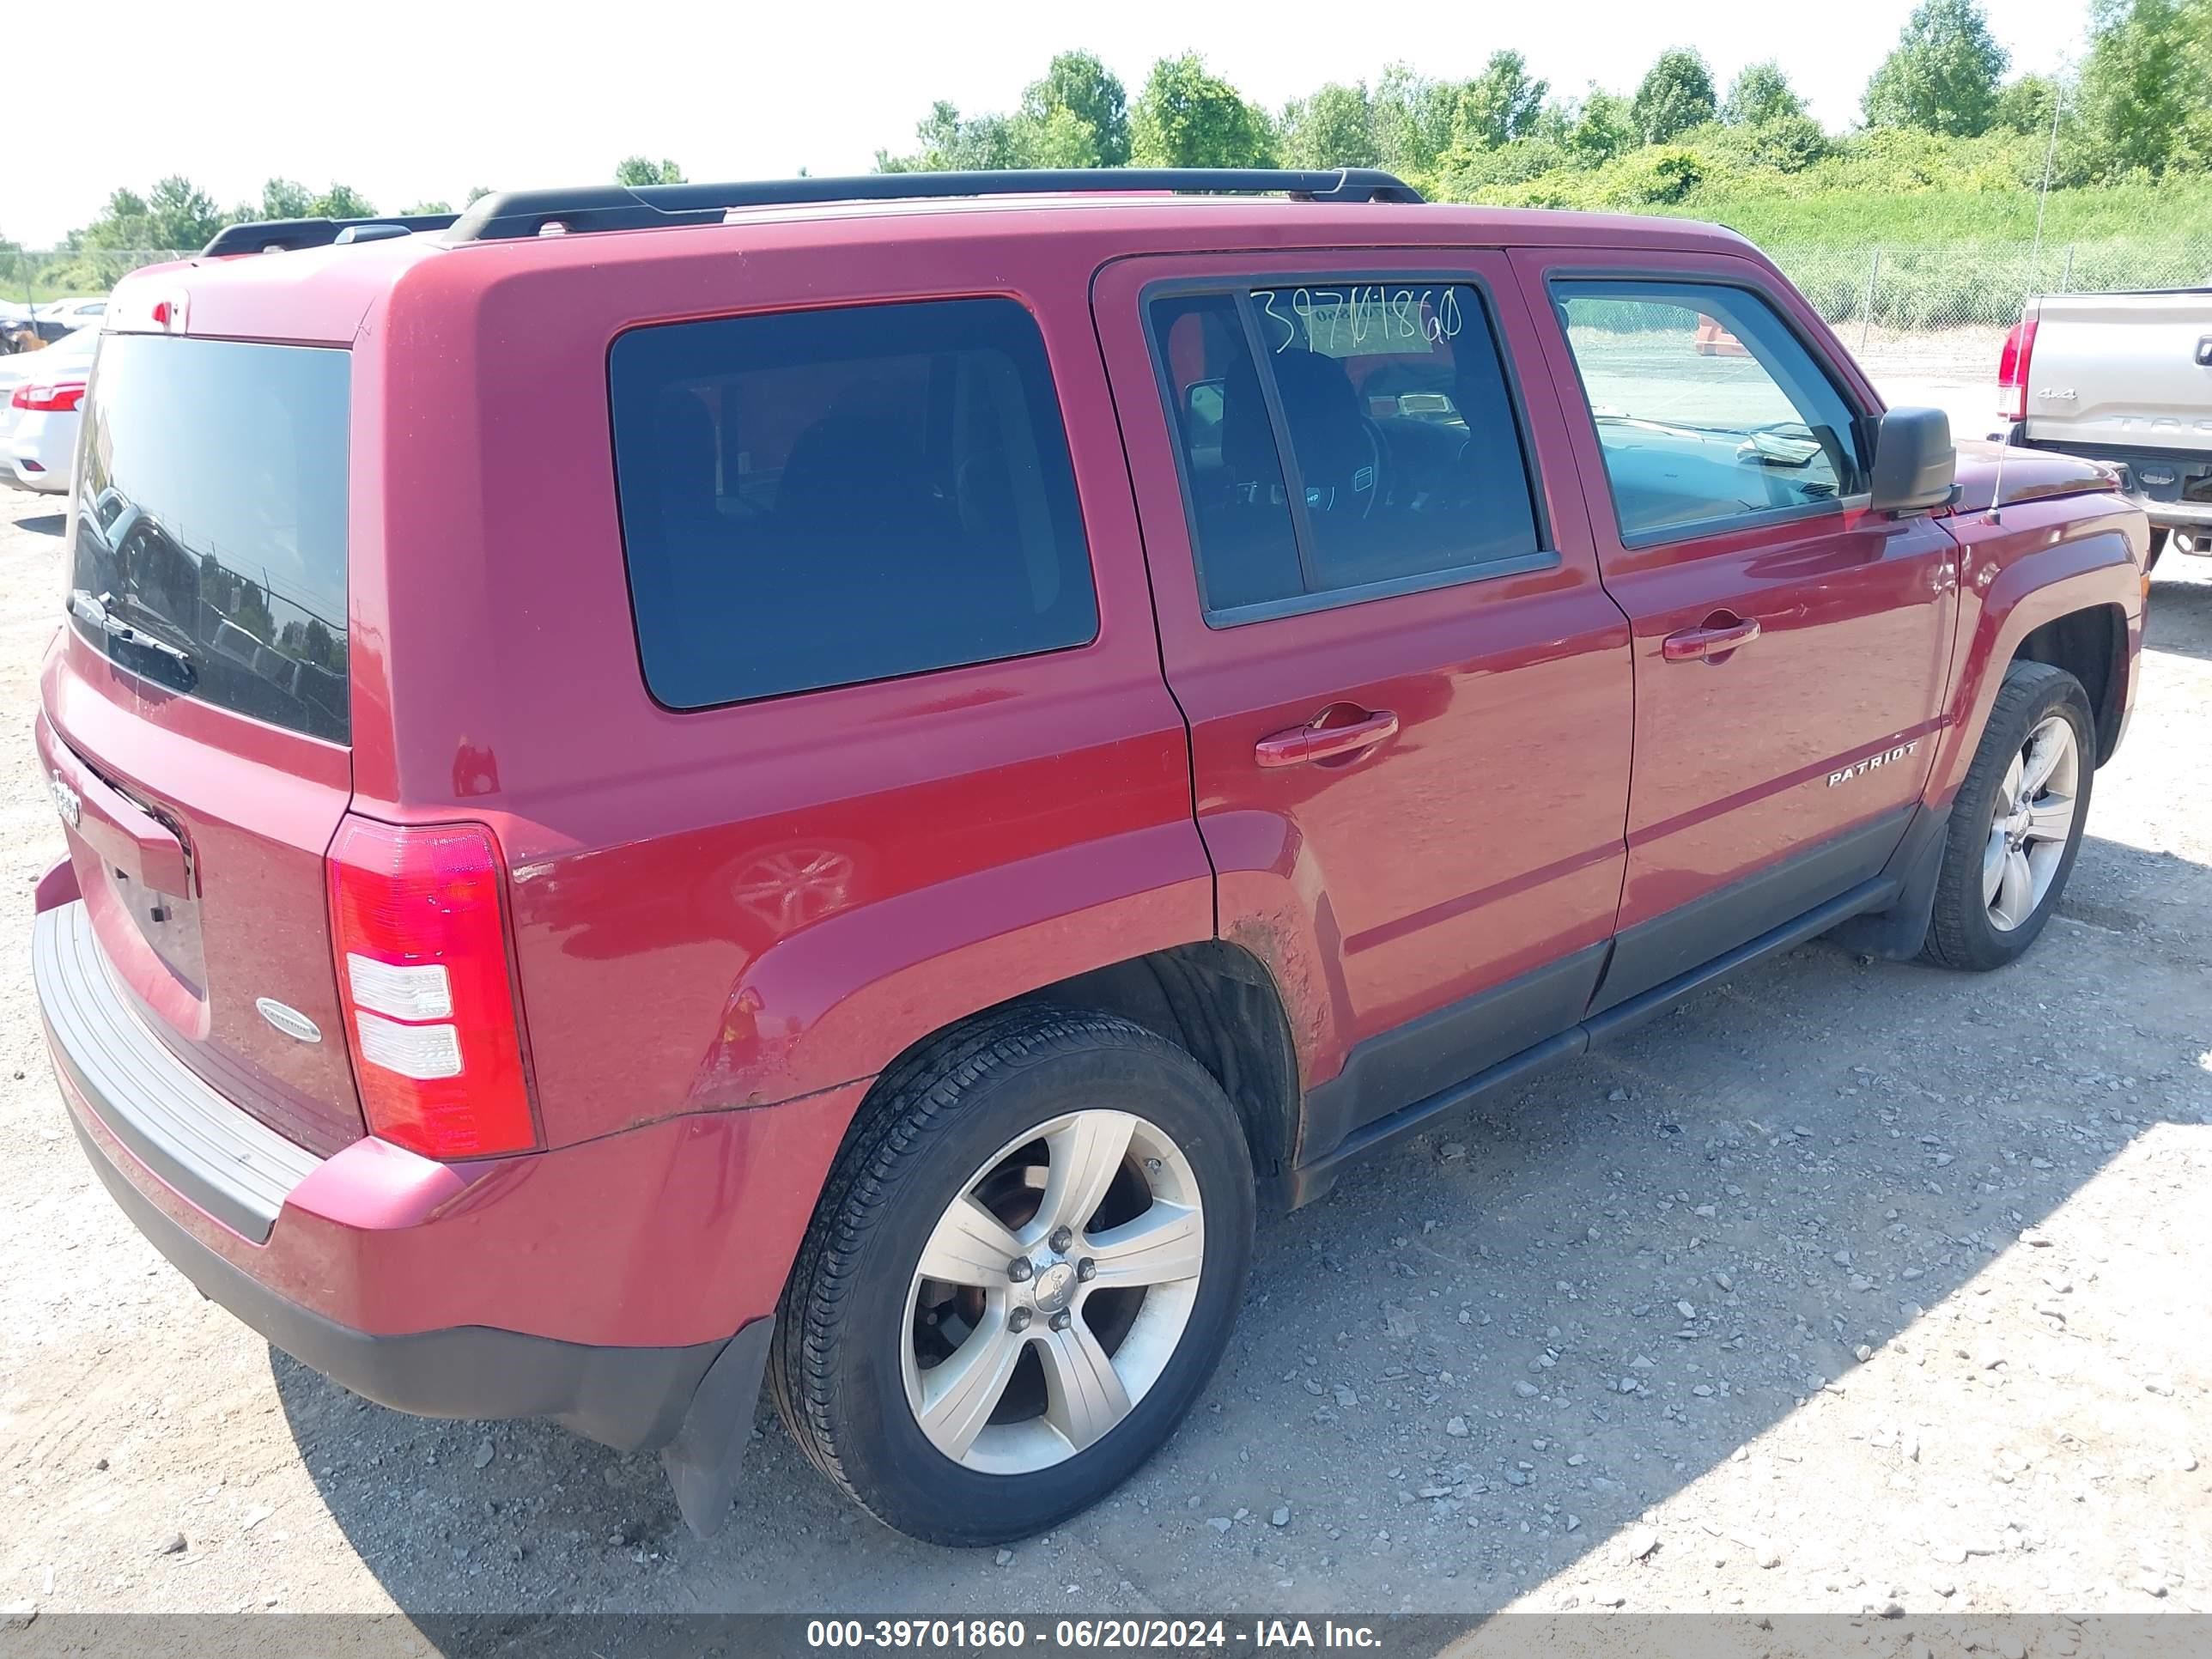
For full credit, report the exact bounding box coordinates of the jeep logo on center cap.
[255,998,322,1043]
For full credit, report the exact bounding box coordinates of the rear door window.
[1148,281,1543,619]
[608,296,1098,710]
[70,336,351,743]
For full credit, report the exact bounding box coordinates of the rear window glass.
[70,336,350,743]
[608,297,1097,710]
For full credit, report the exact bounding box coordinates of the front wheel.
[770,1007,1255,1546]
[1921,660,2094,971]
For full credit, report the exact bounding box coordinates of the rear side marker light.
[327,816,538,1159]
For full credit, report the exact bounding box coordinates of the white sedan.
[35,297,107,332]
[2,325,98,494]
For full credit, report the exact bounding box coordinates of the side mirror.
[1869,406,1956,515]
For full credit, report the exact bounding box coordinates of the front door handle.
[1662,616,1761,662]
[1255,708,1400,769]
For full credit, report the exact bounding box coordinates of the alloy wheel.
[1983,713,2081,933]
[901,1109,1204,1474]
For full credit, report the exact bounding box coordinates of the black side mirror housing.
[1869,405,1956,515]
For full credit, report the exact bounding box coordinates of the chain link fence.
[1769,233,2212,379]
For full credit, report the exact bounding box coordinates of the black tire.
[769,1006,1255,1546]
[1920,660,2094,971]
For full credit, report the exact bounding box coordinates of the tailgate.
[2023,289,2212,453]
[42,331,364,1156]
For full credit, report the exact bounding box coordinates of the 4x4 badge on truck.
[254,998,322,1043]
[1828,740,1920,788]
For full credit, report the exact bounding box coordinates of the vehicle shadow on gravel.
[271,830,2212,1620]
[3,506,63,538]
[2146,569,2212,662]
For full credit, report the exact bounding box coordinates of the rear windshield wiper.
[69,589,198,694]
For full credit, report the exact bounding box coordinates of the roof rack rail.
[201,213,461,257]
[444,167,1424,244]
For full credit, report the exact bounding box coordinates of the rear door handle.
[2197,335,2212,367]
[1255,708,1399,768]
[1662,617,1761,662]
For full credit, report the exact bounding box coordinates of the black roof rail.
[445,167,1424,244]
[201,213,460,257]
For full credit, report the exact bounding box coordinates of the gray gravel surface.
[0,488,2207,1623]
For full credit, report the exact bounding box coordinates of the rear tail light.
[1997,317,2039,422]
[10,381,85,412]
[326,815,538,1159]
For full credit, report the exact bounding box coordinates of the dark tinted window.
[1151,282,1543,618]
[610,297,1097,709]
[1552,280,1867,543]
[70,337,351,742]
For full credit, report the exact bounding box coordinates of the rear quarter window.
[608,296,1098,710]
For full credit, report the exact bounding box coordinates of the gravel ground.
[0,483,2207,1632]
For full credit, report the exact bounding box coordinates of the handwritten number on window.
[1251,285,1466,352]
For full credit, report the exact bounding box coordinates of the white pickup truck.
[1997,287,2212,569]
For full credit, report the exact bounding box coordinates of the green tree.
[1279,82,1380,167]
[1990,72,2064,136]
[1566,86,1642,166]
[1015,106,1105,167]
[309,184,377,219]
[2075,0,2212,174]
[1723,60,1806,125]
[1861,0,2010,137]
[877,101,1025,171]
[1371,63,1462,175]
[615,156,686,186]
[1130,53,1275,167]
[1632,48,1717,143]
[1452,50,1549,150]
[400,200,454,216]
[1020,50,1130,166]
[78,178,224,252]
[257,179,316,219]
[465,185,495,204]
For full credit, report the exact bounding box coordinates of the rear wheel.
[1921,660,2094,971]
[771,1007,1254,1545]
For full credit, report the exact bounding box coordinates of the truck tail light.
[1997,317,2039,422]
[10,380,85,412]
[326,815,538,1159]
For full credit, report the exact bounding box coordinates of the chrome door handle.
[1662,617,1761,662]
[1255,709,1399,768]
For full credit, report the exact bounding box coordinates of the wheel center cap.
[1031,1261,1077,1314]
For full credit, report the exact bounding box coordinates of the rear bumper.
[7,407,72,493]
[70,1105,738,1449]
[2003,425,2212,532]
[30,893,847,1454]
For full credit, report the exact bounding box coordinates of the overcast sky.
[10,0,2097,246]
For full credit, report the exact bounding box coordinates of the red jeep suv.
[33,169,2147,1547]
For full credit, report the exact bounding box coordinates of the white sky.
[9,0,2096,246]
